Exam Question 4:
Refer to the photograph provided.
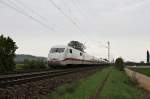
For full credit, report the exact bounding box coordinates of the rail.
[0,66,105,88]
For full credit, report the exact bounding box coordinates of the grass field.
[131,68,150,76]
[38,67,111,99]
[100,68,147,99]
[39,67,149,99]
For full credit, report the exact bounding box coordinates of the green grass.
[15,64,24,70]
[131,68,150,76]
[38,67,112,99]
[39,67,149,99]
[100,68,148,99]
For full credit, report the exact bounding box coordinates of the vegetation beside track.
[39,67,149,99]
[39,67,111,99]
[131,68,150,76]
[100,67,148,99]
[15,59,48,71]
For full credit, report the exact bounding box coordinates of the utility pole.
[107,41,110,62]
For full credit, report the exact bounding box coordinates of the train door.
[69,48,73,64]
[65,48,73,65]
[80,52,84,64]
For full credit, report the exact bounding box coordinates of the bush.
[23,59,47,70]
[115,57,124,71]
[0,35,18,72]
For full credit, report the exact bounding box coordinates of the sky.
[0,0,150,62]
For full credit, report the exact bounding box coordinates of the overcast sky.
[0,0,150,62]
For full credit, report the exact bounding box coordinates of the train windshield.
[50,48,65,53]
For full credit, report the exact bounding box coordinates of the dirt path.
[92,70,112,99]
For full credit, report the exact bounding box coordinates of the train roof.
[50,45,101,59]
[51,45,85,52]
[51,45,68,48]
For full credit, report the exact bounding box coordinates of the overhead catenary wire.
[60,0,82,24]
[6,0,54,30]
[14,0,48,22]
[61,0,102,43]
[47,0,83,33]
[47,0,95,44]
[70,0,87,18]
[0,0,54,31]
[70,0,96,25]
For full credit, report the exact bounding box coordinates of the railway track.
[0,66,105,88]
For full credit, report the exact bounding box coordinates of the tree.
[68,41,86,52]
[147,50,149,63]
[115,57,124,71]
[0,35,18,72]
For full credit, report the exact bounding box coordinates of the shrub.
[23,59,47,70]
[15,64,24,70]
[115,57,124,71]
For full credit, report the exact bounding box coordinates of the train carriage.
[48,45,104,68]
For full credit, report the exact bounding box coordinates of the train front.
[48,46,66,68]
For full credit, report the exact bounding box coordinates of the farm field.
[100,68,148,99]
[38,67,111,99]
[131,68,150,76]
[39,67,149,99]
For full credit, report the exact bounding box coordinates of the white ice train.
[48,45,106,68]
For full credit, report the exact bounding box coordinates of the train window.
[57,48,65,53]
[80,52,82,56]
[50,48,56,53]
[69,49,72,53]
[50,48,65,53]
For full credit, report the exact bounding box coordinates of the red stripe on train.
[48,58,98,63]
[62,58,96,63]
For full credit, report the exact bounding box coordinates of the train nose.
[51,58,58,61]
[48,60,61,65]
